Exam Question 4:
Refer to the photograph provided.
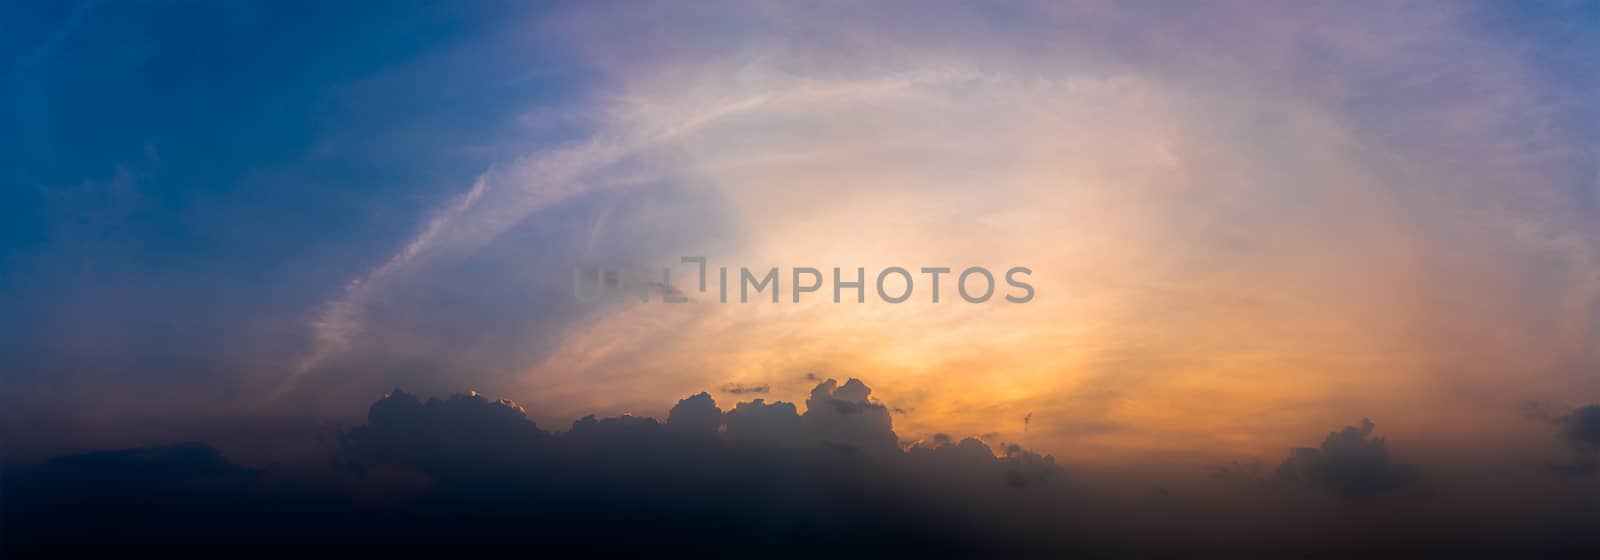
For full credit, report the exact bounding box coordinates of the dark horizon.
[6,377,1599,555]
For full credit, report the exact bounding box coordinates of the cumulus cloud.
[339,388,552,479]
[801,378,901,456]
[4,378,1073,553]
[9,379,1600,555]
[332,377,1073,551]
[665,391,720,436]
[1275,418,1418,497]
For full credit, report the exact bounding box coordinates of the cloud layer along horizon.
[6,379,1600,554]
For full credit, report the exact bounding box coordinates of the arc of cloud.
[271,138,630,403]
[269,71,975,403]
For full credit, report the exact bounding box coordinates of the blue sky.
[4,1,584,402]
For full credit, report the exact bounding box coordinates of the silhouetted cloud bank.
[5,381,1599,556]
[1275,418,1418,497]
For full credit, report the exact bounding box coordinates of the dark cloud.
[331,377,1068,552]
[1,379,1068,554]
[1275,418,1418,497]
[723,397,802,442]
[665,391,720,436]
[801,378,900,456]
[720,383,769,395]
[1559,405,1600,452]
[6,383,1600,555]
[1538,403,1600,477]
[338,389,553,480]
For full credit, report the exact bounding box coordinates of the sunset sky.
[5,2,1600,552]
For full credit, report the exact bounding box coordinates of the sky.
[4,0,1600,553]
